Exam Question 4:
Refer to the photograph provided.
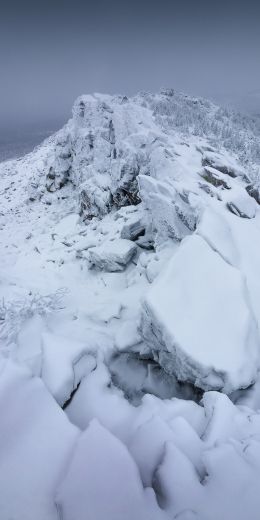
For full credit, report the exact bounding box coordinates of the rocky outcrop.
[46,135,72,192]
[47,94,147,218]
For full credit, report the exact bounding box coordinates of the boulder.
[88,239,137,271]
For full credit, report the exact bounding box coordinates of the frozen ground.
[1,89,260,519]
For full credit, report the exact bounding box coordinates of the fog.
[1,0,260,135]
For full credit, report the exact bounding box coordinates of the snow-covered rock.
[120,214,146,240]
[141,234,259,392]
[88,238,137,271]
[200,165,231,190]
[33,90,259,224]
[226,191,257,218]
[139,174,198,243]
[202,150,249,180]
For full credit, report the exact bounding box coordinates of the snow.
[197,205,260,333]
[56,419,167,520]
[41,331,96,405]
[1,88,260,519]
[196,206,239,265]
[0,360,78,520]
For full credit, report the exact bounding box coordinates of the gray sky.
[1,0,260,131]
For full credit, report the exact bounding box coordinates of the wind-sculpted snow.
[1,89,260,518]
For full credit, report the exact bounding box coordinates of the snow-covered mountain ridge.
[25,89,260,208]
[1,89,260,519]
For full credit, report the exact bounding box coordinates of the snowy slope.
[1,89,260,518]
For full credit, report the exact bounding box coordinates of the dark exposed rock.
[112,184,141,209]
[202,156,237,178]
[200,167,231,189]
[46,165,71,192]
[227,202,252,219]
[175,204,197,231]
[246,184,260,205]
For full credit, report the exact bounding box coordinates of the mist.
[1,0,260,134]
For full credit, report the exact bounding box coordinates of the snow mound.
[41,332,96,406]
[56,419,166,520]
[141,234,259,392]
[0,360,78,520]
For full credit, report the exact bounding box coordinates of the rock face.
[141,234,259,392]
[46,135,72,192]
[42,90,260,224]
[46,94,147,218]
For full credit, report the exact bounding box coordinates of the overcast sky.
[1,0,260,131]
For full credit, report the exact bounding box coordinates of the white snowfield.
[1,89,260,518]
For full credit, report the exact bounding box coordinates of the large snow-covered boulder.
[141,234,259,392]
